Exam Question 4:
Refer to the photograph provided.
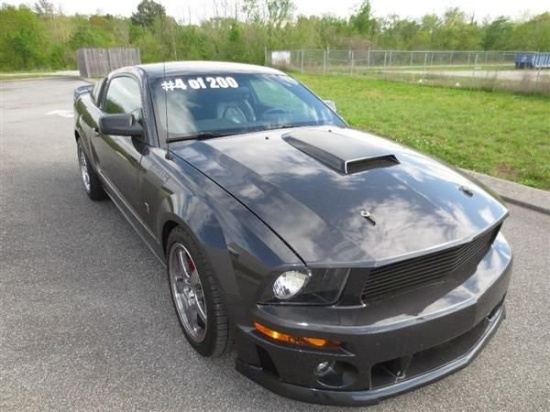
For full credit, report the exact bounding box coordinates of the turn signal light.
[254,322,340,348]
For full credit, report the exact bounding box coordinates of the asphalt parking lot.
[1,78,549,411]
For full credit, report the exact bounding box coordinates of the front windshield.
[151,73,346,141]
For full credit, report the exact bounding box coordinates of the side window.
[103,77,142,118]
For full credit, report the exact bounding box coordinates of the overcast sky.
[4,0,549,22]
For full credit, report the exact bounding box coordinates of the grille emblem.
[361,210,376,226]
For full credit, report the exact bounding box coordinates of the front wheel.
[77,139,105,200]
[167,227,231,357]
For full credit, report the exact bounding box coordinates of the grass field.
[0,74,45,80]
[297,74,550,190]
[0,74,61,81]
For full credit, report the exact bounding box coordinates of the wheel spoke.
[177,250,192,284]
[190,269,200,286]
[79,148,91,191]
[196,296,207,323]
[187,301,199,327]
[175,277,185,294]
[190,270,207,322]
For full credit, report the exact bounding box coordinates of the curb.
[465,170,550,215]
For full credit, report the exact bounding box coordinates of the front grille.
[360,225,500,303]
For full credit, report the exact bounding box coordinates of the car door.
[94,75,146,213]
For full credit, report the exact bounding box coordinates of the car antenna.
[163,59,172,160]
[161,0,172,160]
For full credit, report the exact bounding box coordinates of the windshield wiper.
[261,123,308,132]
[278,123,302,129]
[166,131,231,143]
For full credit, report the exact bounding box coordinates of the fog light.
[313,360,358,388]
[315,361,334,376]
[272,270,310,300]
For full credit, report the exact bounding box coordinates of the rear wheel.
[167,226,231,357]
[77,140,105,200]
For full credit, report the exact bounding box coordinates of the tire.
[77,139,106,201]
[166,226,231,357]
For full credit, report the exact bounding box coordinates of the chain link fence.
[269,50,522,73]
[267,49,550,94]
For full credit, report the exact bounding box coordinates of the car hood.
[171,127,508,265]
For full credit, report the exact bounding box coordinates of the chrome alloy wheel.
[78,146,91,193]
[169,243,208,342]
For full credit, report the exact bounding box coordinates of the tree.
[434,8,482,50]
[418,14,441,48]
[350,0,376,38]
[241,0,295,50]
[483,18,514,50]
[33,0,54,16]
[513,12,550,51]
[131,0,166,29]
[242,0,294,28]
[0,5,45,69]
[266,0,294,30]
[67,22,107,50]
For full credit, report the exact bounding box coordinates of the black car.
[73,61,513,406]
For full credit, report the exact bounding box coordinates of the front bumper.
[234,234,513,406]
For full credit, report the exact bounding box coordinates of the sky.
[3,0,549,22]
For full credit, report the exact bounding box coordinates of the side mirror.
[324,100,338,113]
[99,113,143,138]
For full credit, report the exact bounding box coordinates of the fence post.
[384,51,387,67]
[350,51,355,75]
[323,49,327,74]
[367,49,371,68]
[449,51,453,65]
[300,50,304,73]
[424,52,428,72]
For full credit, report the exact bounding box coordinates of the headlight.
[259,268,349,305]
[272,271,310,300]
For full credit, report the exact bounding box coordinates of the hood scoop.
[283,129,399,175]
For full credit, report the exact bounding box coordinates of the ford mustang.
[73,61,513,406]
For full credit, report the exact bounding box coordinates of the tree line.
[0,0,549,71]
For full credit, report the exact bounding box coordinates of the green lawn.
[0,74,47,80]
[297,74,550,190]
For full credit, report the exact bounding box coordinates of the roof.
[133,61,285,79]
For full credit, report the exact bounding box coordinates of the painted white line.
[46,110,73,118]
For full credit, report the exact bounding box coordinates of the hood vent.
[283,129,399,175]
[345,155,399,174]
